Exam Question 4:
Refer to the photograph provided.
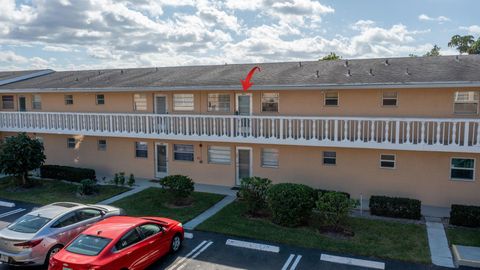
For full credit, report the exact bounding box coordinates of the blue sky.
[0,0,478,71]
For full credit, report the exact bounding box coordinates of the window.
[454,91,479,114]
[52,212,79,228]
[135,142,148,158]
[325,92,338,106]
[208,93,230,112]
[382,91,398,106]
[115,229,142,251]
[261,148,279,168]
[174,144,194,161]
[451,158,475,181]
[139,224,162,238]
[174,94,194,111]
[8,215,51,233]
[65,95,74,105]
[66,235,112,256]
[76,209,102,222]
[380,154,396,168]
[96,94,105,105]
[323,151,336,165]
[261,93,279,112]
[208,146,231,164]
[67,138,76,149]
[32,94,42,109]
[2,95,14,109]
[133,94,147,111]
[98,139,107,151]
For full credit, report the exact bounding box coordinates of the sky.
[0,0,479,71]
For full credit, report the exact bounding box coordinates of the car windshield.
[8,215,51,233]
[66,234,112,256]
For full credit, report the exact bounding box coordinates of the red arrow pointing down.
[241,66,260,91]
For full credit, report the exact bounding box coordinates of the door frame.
[154,142,168,178]
[235,146,253,186]
[18,96,26,111]
[154,94,168,114]
[235,93,252,115]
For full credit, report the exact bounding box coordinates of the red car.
[48,216,184,270]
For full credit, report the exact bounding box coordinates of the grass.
[447,226,480,247]
[0,177,130,205]
[112,187,225,223]
[197,201,431,264]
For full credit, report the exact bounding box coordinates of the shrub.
[266,183,316,227]
[369,195,421,220]
[77,179,98,196]
[450,204,480,227]
[316,189,350,199]
[314,191,357,231]
[159,175,195,205]
[127,174,135,187]
[239,177,272,215]
[40,165,96,183]
[113,173,120,186]
[118,172,126,186]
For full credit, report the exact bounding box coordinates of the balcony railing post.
[463,121,470,147]
[395,120,400,144]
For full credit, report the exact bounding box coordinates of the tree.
[321,52,341,60]
[424,45,441,56]
[448,35,480,54]
[0,133,46,186]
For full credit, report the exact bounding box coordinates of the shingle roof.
[0,69,55,87]
[1,55,480,92]
[0,70,42,81]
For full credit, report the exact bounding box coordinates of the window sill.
[450,178,475,182]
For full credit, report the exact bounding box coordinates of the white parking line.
[0,201,15,208]
[166,240,213,270]
[320,254,385,270]
[0,208,26,218]
[184,232,193,239]
[226,239,280,253]
[176,241,213,270]
[281,254,302,270]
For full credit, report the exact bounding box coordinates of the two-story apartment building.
[0,55,479,208]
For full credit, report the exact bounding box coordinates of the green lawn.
[197,201,430,264]
[112,187,225,223]
[447,226,480,247]
[0,177,130,205]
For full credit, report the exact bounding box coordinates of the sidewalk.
[426,218,455,268]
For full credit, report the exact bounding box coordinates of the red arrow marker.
[241,66,260,91]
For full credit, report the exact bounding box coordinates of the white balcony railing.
[0,111,479,153]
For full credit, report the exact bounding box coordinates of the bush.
[159,175,195,205]
[239,177,272,215]
[266,183,316,227]
[118,172,126,186]
[450,204,480,227]
[127,174,135,187]
[40,165,96,183]
[316,189,350,199]
[314,191,357,231]
[369,195,421,220]
[77,179,98,196]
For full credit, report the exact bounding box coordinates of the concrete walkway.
[184,195,236,230]
[97,186,149,204]
[426,220,455,268]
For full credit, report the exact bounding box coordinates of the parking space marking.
[166,240,213,270]
[0,208,26,218]
[184,232,193,239]
[320,254,385,269]
[226,239,280,253]
[281,254,302,270]
[0,201,15,208]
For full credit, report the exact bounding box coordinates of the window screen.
[174,144,194,161]
[174,94,194,111]
[208,146,231,164]
[261,148,279,168]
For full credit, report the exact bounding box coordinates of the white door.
[236,147,252,185]
[154,95,167,114]
[235,93,252,136]
[155,143,168,178]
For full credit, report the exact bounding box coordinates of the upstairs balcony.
[0,111,479,153]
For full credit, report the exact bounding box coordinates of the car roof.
[82,216,147,239]
[30,202,87,219]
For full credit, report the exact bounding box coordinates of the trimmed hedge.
[450,204,480,227]
[316,189,350,199]
[40,165,96,183]
[369,195,421,220]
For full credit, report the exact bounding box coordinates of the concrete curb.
[0,201,15,208]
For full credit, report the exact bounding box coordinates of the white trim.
[450,157,475,181]
[225,239,279,253]
[155,142,168,178]
[380,153,396,169]
[235,93,252,115]
[236,146,253,186]
[154,94,168,114]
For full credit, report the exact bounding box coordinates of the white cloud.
[43,45,73,52]
[418,14,450,23]
[460,25,480,35]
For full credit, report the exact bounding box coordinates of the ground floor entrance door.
[18,96,26,111]
[236,147,252,185]
[155,143,168,178]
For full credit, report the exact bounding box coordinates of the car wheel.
[170,234,182,253]
[44,244,63,265]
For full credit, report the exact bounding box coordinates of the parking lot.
[0,201,463,270]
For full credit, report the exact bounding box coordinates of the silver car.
[0,202,124,266]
